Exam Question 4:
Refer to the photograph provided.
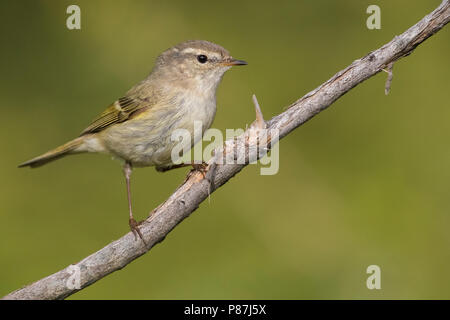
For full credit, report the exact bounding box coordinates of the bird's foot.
[190,161,209,179]
[129,217,147,246]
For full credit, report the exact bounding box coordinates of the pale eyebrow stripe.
[181,48,197,54]
[181,47,222,60]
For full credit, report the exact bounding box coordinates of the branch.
[3,0,449,300]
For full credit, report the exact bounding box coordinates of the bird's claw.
[190,162,209,179]
[129,218,147,246]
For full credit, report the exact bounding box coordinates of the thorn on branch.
[251,94,266,129]
[382,62,394,95]
[205,162,217,202]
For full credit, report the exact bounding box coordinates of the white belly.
[99,92,217,167]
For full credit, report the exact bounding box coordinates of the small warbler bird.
[19,40,247,242]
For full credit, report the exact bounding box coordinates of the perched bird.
[19,40,247,243]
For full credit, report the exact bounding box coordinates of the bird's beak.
[222,58,248,66]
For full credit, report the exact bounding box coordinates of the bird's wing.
[80,96,149,135]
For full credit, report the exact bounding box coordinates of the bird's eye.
[197,54,208,63]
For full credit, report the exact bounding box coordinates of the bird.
[19,40,247,243]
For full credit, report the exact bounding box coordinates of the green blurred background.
[1,0,449,299]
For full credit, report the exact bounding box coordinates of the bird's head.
[154,40,247,91]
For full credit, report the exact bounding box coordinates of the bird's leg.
[157,161,209,178]
[190,162,209,178]
[155,163,189,172]
[123,162,146,245]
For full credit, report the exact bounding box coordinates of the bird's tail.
[18,137,85,168]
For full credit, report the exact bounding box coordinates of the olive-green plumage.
[19,40,246,169]
[18,137,83,168]
[18,40,247,241]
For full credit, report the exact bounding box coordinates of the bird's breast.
[181,90,217,131]
[100,89,217,167]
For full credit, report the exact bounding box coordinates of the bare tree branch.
[3,0,449,300]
